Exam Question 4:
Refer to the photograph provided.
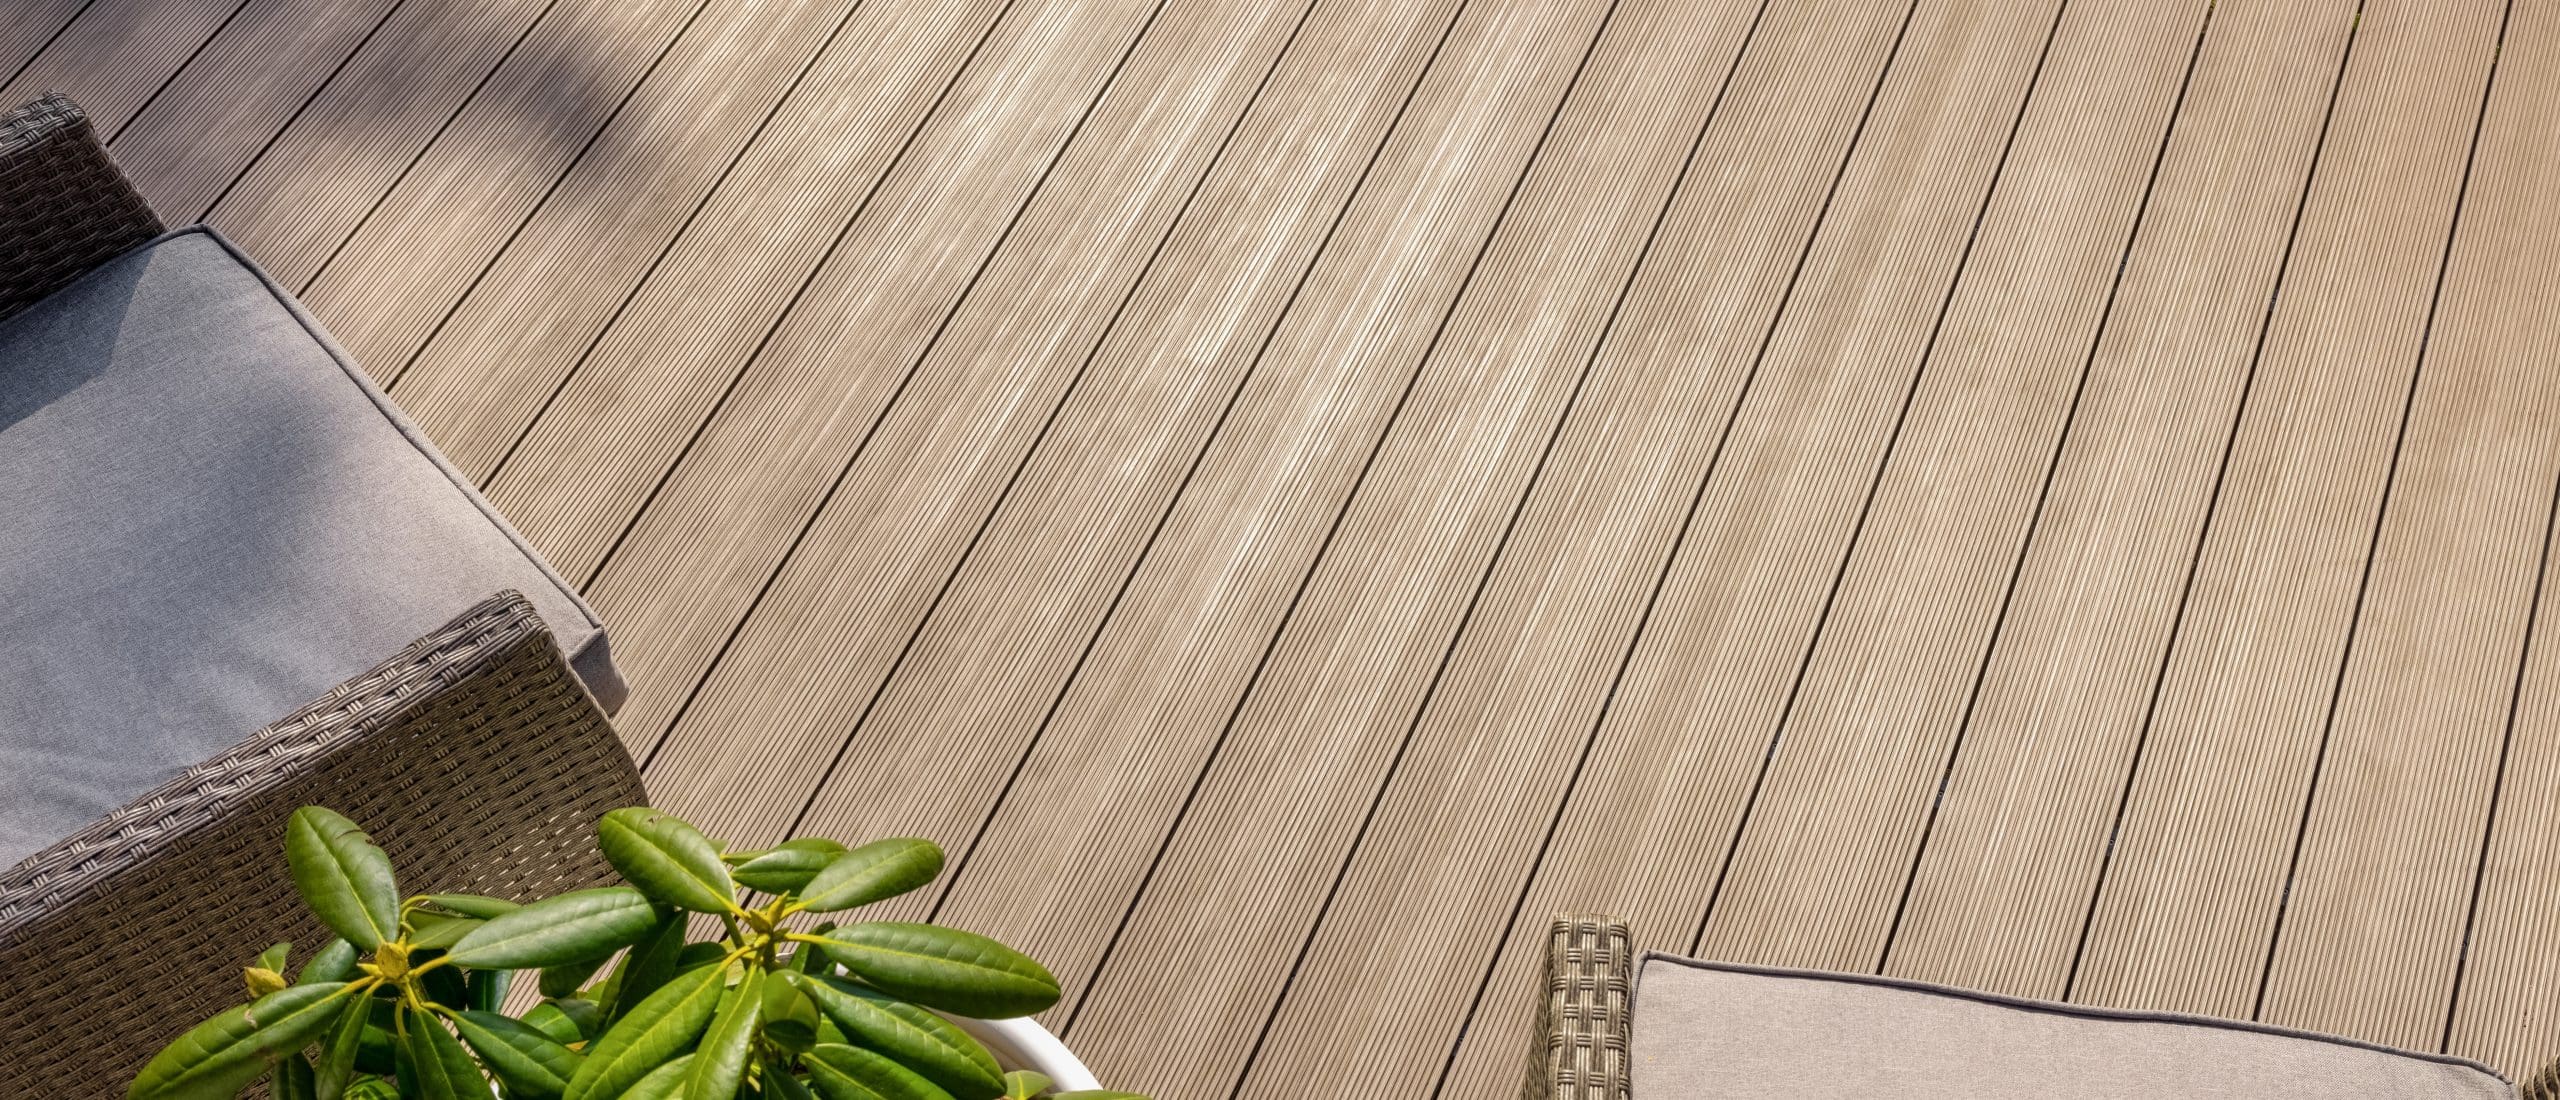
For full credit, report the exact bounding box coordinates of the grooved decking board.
[912,0,1632,1031]
[692,0,1475,872]
[235,0,698,292]
[0,1,94,87]
[391,0,1017,488]
[1433,0,2069,1093]
[2072,0,2509,1023]
[33,0,2560,1087]
[1,0,241,134]
[295,0,834,373]
[105,0,401,219]
[201,0,561,244]
[610,0,1225,812]
[2452,153,2560,1063]
[1687,0,2209,973]
[494,0,1281,679]
[1221,0,1928,1090]
[1877,0,2357,998]
[1034,0,1795,1089]
[2256,0,2559,1049]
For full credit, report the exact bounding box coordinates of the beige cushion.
[1633,954,2511,1098]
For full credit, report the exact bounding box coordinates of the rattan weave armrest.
[1526,914,1634,1100]
[0,590,646,1096]
[0,93,164,323]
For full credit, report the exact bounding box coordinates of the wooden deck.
[24,0,2560,1090]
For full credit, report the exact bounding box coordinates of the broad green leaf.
[128,982,354,1100]
[455,1009,583,1098]
[783,972,1000,1100]
[550,996,605,1042]
[345,1078,400,1100]
[466,967,508,1013]
[732,838,849,894]
[683,968,765,1100]
[401,1014,487,1100]
[540,952,615,1000]
[765,1058,820,1100]
[357,998,399,1074]
[417,893,520,919]
[285,808,399,949]
[422,964,472,1012]
[1003,1072,1050,1100]
[299,939,359,985]
[406,912,483,951]
[562,962,729,1100]
[796,839,942,913]
[806,1044,959,1100]
[596,808,736,913]
[314,993,368,1100]
[619,1054,695,1100]
[257,942,293,972]
[273,1053,315,1100]
[810,923,1060,1018]
[446,886,658,969]
[605,906,688,1017]
[765,1019,819,1053]
[676,941,732,971]
[521,1002,586,1047]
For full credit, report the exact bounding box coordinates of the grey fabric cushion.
[0,226,625,868]
[1633,954,2511,1098]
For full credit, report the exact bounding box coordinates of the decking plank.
[1223,0,1939,1092]
[390,0,1017,489]
[1431,0,2075,1092]
[601,0,1227,809]
[700,0,1478,875]
[291,0,830,374]
[2,0,241,136]
[1027,0,1805,1091]
[2071,0,2509,1025]
[2257,0,2559,1050]
[1879,0,2359,999]
[1685,0,2216,974]
[908,0,1634,1039]
[490,0,1290,683]
[0,0,95,89]
[202,0,560,252]
[106,0,402,219]
[2452,390,2560,1074]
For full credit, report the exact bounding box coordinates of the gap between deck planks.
[22,0,2560,1091]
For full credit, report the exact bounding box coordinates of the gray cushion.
[0,226,624,868]
[1633,954,2511,1098]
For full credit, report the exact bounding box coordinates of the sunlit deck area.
[18,0,2560,1091]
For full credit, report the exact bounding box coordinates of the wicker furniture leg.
[1527,914,1634,1100]
[0,591,647,1098]
[0,92,163,322]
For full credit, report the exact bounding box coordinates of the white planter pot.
[943,1016,1103,1091]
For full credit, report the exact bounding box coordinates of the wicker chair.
[1525,913,2560,1099]
[0,95,646,1094]
[0,591,644,1095]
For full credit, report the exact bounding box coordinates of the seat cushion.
[1633,954,2511,1098]
[0,226,624,868]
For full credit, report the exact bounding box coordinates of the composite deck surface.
[24,0,2560,1090]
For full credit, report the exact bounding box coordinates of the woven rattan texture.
[0,591,645,1097]
[0,93,163,323]
[2525,1058,2560,1100]
[1526,914,1632,1100]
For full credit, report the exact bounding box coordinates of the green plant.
[128,806,1146,1100]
